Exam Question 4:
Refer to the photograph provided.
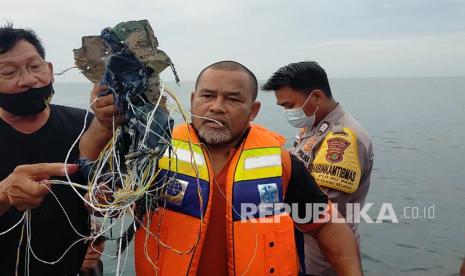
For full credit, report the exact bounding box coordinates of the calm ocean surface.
[52,77,465,276]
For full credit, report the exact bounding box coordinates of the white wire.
[200,143,259,276]
[0,212,26,235]
[22,79,204,274]
[48,179,89,191]
[64,97,99,211]
[24,209,89,265]
[115,211,126,276]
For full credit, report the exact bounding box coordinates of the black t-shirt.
[284,154,329,223]
[0,105,92,276]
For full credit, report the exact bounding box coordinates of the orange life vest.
[134,123,299,275]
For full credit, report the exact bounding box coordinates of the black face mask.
[0,83,54,116]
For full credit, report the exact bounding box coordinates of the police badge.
[326,138,350,163]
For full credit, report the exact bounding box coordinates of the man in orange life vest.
[134,61,363,275]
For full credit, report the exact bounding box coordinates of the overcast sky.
[3,0,465,82]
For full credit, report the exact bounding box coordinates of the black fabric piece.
[0,105,93,276]
[284,154,329,224]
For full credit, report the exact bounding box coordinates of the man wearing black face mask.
[0,24,119,275]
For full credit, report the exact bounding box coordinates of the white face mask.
[284,93,319,128]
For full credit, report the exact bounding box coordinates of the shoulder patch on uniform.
[318,122,330,135]
[310,128,361,193]
[326,137,350,163]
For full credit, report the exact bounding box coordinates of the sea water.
[52,77,465,276]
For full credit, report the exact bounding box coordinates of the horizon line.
[54,75,465,84]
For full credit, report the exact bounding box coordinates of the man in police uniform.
[263,61,374,276]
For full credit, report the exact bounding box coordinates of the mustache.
[203,116,227,126]
[191,113,227,127]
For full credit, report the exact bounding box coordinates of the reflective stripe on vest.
[159,139,209,181]
[157,140,210,219]
[232,147,284,221]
